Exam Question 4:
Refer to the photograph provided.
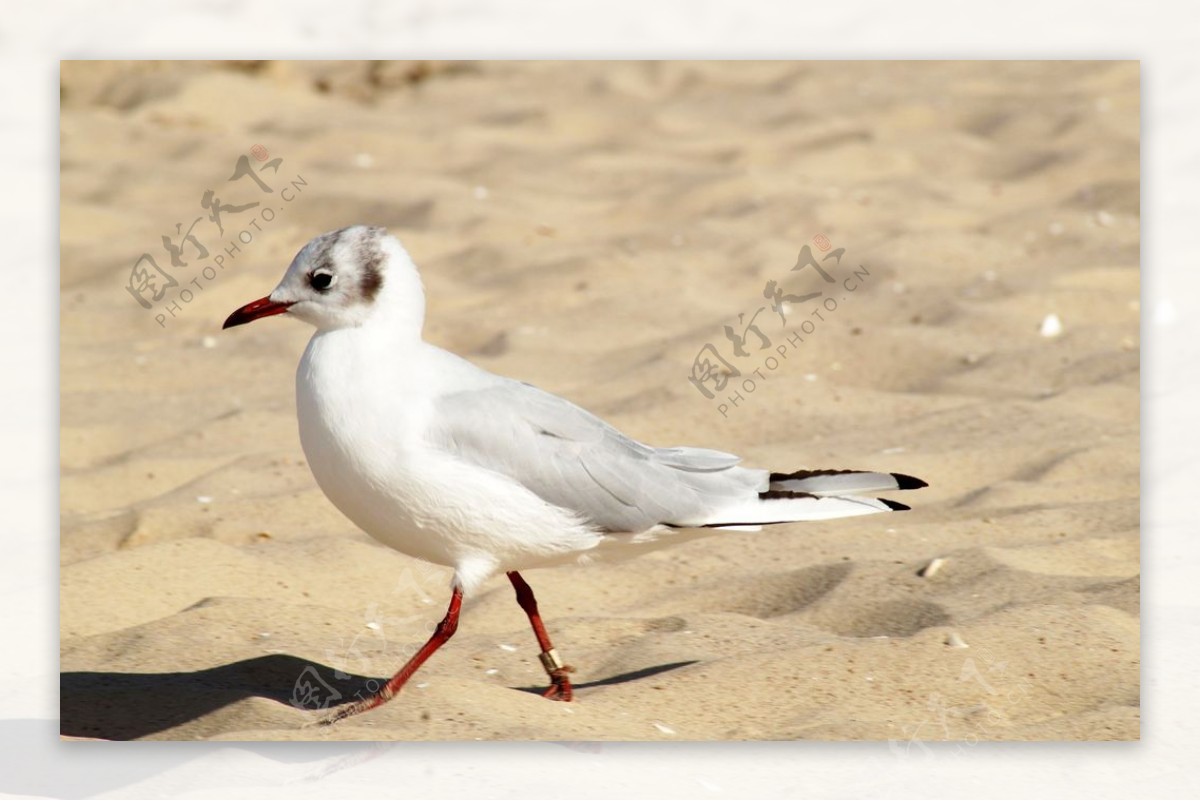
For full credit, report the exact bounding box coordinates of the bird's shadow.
[514,660,698,696]
[61,654,699,740]
[61,654,378,740]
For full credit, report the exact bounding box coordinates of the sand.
[60,60,1139,741]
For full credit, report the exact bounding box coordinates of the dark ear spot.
[356,228,385,302]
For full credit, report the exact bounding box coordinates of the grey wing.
[425,381,766,532]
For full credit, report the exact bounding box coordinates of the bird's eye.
[310,271,336,291]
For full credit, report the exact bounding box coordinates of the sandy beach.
[60,60,1139,741]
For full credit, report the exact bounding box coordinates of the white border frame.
[8,0,1195,797]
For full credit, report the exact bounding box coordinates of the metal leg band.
[538,648,564,674]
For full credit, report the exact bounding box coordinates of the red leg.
[507,571,574,701]
[317,585,463,725]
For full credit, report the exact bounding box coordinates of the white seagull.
[223,225,927,724]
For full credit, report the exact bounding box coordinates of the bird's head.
[222,225,424,334]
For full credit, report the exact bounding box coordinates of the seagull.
[223,225,927,725]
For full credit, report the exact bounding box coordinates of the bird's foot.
[541,664,575,702]
[305,687,395,728]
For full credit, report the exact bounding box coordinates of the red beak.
[222,296,293,329]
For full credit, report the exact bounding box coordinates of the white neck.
[365,248,426,343]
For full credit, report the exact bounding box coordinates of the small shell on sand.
[946,632,969,649]
[1040,313,1063,338]
[918,557,946,578]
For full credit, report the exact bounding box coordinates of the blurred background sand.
[60,60,1139,741]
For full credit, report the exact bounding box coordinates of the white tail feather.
[702,493,900,529]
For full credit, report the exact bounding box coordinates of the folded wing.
[425,381,760,532]
[425,381,925,535]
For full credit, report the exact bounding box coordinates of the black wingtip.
[881,498,911,511]
[892,473,928,490]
